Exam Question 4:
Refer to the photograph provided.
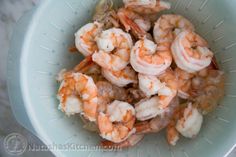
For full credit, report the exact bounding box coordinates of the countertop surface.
[0,0,53,156]
[0,0,235,157]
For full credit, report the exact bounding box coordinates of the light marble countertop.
[0,0,235,157]
[0,0,53,156]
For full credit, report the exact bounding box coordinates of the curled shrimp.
[153,14,194,44]
[176,103,203,138]
[135,69,177,121]
[117,8,151,38]
[75,22,103,56]
[171,30,214,73]
[130,38,172,75]
[98,100,136,143]
[92,28,133,71]
[134,96,179,134]
[124,0,171,14]
[57,72,98,121]
[102,66,137,87]
[175,68,194,99]
[100,134,144,149]
[165,102,188,145]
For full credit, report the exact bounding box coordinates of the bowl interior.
[22,0,236,156]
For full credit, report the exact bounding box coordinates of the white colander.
[7,0,236,157]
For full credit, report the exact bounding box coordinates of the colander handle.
[7,7,40,139]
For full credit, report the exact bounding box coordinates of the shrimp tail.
[118,11,145,37]
[210,56,219,70]
[134,121,152,134]
[74,56,93,72]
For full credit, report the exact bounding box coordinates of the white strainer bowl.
[7,0,236,157]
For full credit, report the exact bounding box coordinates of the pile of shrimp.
[56,0,225,149]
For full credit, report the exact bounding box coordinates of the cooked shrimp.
[96,81,127,112]
[124,0,171,14]
[191,69,225,115]
[135,96,179,133]
[57,72,98,121]
[102,66,137,87]
[135,69,177,121]
[100,134,144,149]
[171,31,214,73]
[75,22,103,56]
[92,28,133,71]
[154,69,177,108]
[176,103,203,138]
[138,73,165,97]
[98,100,136,143]
[175,68,194,99]
[117,8,151,38]
[135,96,162,121]
[153,14,194,44]
[130,38,172,75]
